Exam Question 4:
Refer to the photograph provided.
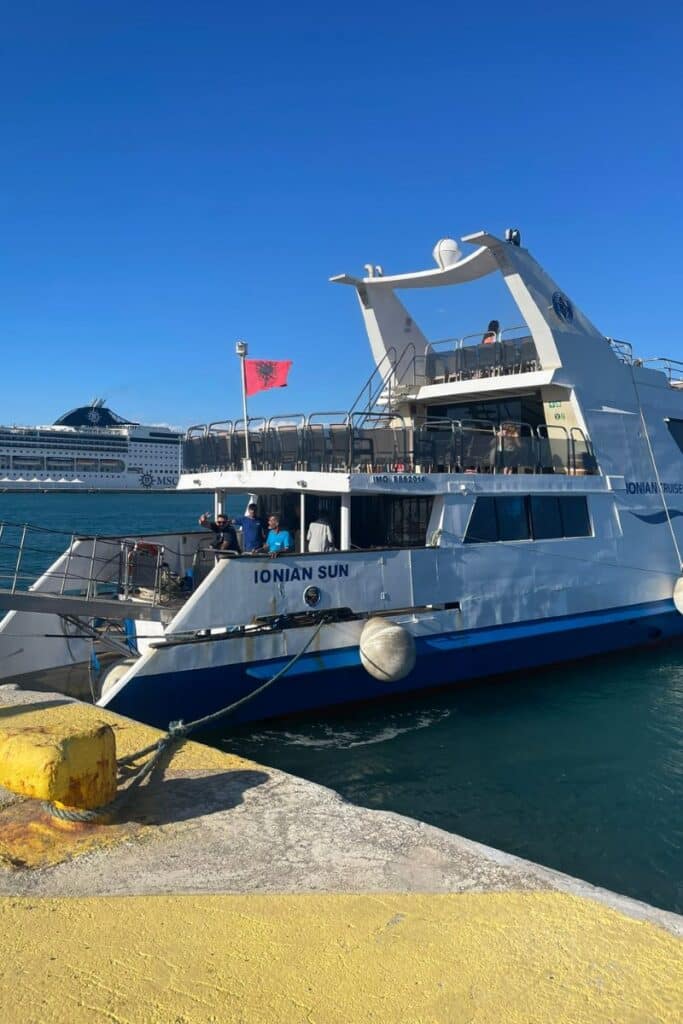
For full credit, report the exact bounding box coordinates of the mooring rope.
[44,618,328,823]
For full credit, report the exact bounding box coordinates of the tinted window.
[559,496,591,537]
[464,494,591,543]
[529,496,563,540]
[429,394,545,429]
[388,496,435,546]
[667,419,683,454]
[464,497,497,543]
[350,495,434,548]
[496,496,530,541]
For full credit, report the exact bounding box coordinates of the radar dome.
[432,238,461,269]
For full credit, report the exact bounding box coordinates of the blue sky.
[1,3,681,428]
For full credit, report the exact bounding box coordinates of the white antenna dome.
[432,238,461,269]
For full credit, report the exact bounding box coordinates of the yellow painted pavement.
[1,892,681,1023]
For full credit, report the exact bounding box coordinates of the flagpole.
[235,340,251,470]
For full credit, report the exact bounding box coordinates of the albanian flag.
[244,359,293,397]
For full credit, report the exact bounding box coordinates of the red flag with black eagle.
[244,359,292,397]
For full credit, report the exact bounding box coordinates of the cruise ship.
[2,226,683,730]
[0,400,182,490]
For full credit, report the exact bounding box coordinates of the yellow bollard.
[0,704,116,810]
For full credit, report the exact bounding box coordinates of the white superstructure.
[0,400,182,490]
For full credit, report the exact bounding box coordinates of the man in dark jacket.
[198,512,240,552]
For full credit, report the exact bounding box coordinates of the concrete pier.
[0,684,681,1022]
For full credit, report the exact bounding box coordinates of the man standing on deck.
[306,515,335,552]
[232,503,266,553]
[262,514,294,558]
[198,512,240,552]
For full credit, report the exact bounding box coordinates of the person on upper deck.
[198,512,240,552]
[232,503,266,553]
[482,319,499,344]
[262,514,294,558]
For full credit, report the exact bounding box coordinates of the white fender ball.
[99,658,137,699]
[359,618,416,683]
[673,577,683,615]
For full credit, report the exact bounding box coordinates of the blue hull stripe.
[107,599,683,729]
[244,600,676,679]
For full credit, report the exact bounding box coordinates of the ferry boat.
[0,400,182,491]
[1,227,683,728]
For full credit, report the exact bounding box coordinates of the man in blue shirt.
[232,503,266,553]
[263,514,294,558]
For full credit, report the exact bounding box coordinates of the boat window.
[463,497,497,544]
[350,495,434,548]
[429,395,546,429]
[496,496,530,542]
[388,496,435,546]
[465,495,591,543]
[529,496,564,539]
[559,496,591,537]
[666,419,683,453]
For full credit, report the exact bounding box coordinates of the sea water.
[1,491,681,914]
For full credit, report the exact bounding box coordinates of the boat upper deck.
[181,228,683,494]
[182,409,598,480]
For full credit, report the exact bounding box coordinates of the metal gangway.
[0,521,173,622]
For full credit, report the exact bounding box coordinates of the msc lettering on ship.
[253,564,350,584]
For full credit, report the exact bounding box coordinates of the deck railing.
[639,357,683,386]
[422,334,539,384]
[606,337,634,364]
[183,417,598,477]
[0,523,198,609]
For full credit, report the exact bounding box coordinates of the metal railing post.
[152,546,164,606]
[86,538,97,599]
[12,525,28,593]
[60,534,76,594]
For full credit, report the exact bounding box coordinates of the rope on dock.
[43,618,329,823]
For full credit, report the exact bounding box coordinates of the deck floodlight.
[505,228,521,247]
[235,340,248,357]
